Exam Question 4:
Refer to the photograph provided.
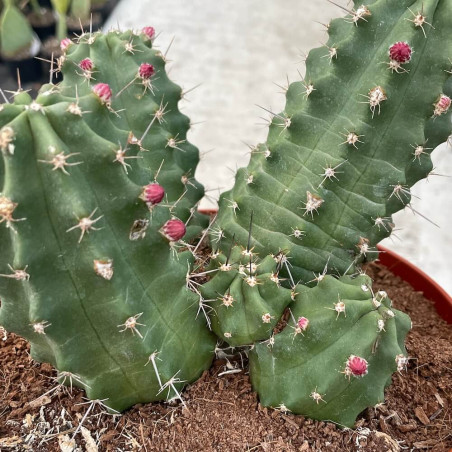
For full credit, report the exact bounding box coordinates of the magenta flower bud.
[389,41,412,63]
[346,355,368,377]
[297,317,309,331]
[92,83,112,104]
[139,63,155,79]
[60,38,72,52]
[434,94,451,116]
[142,26,156,40]
[79,58,93,72]
[162,219,186,241]
[142,183,164,205]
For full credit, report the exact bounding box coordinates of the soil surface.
[0,263,451,451]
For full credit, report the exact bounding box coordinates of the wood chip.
[414,406,430,425]
[434,392,444,407]
[81,427,98,452]
[58,434,76,452]
[397,422,417,432]
[387,410,402,426]
[0,436,23,447]
[281,414,299,429]
[413,439,439,449]
[28,395,52,409]
[9,400,22,408]
[379,415,389,433]
[374,432,400,451]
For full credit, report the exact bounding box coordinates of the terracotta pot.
[198,209,452,324]
[378,246,452,324]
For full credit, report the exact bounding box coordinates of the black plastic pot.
[28,10,57,42]
[94,0,120,22]
[2,38,43,84]
[3,55,43,84]
[67,12,103,36]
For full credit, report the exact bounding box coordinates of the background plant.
[0,0,36,58]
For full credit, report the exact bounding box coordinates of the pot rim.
[377,245,452,324]
[197,209,452,324]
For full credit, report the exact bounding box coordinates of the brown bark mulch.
[0,262,451,451]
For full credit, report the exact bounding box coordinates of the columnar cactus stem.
[205,0,452,426]
[249,275,411,427]
[0,30,215,412]
[213,0,452,284]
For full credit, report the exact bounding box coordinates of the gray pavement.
[106,0,452,294]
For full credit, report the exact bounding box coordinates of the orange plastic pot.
[378,246,452,324]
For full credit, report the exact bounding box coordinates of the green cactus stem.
[0,30,214,412]
[70,0,91,22]
[205,0,451,426]
[200,245,293,346]
[50,0,70,40]
[249,275,411,428]
[212,0,452,285]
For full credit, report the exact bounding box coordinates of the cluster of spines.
[198,242,294,346]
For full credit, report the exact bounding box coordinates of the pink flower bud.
[389,42,412,63]
[60,38,72,52]
[142,26,156,40]
[346,355,368,377]
[142,183,164,205]
[297,317,309,331]
[434,94,451,116]
[92,83,112,104]
[139,63,155,80]
[162,219,186,241]
[79,58,93,72]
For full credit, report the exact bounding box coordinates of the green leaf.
[0,2,35,58]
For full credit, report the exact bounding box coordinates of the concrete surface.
[111,1,447,294]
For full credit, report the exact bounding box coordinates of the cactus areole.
[0,0,451,429]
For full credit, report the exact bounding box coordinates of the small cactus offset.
[249,275,411,427]
[0,0,450,429]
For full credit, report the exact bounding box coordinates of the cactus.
[0,29,215,412]
[0,0,451,429]
[249,275,411,427]
[200,244,293,346]
[213,0,452,284]
[204,0,451,426]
